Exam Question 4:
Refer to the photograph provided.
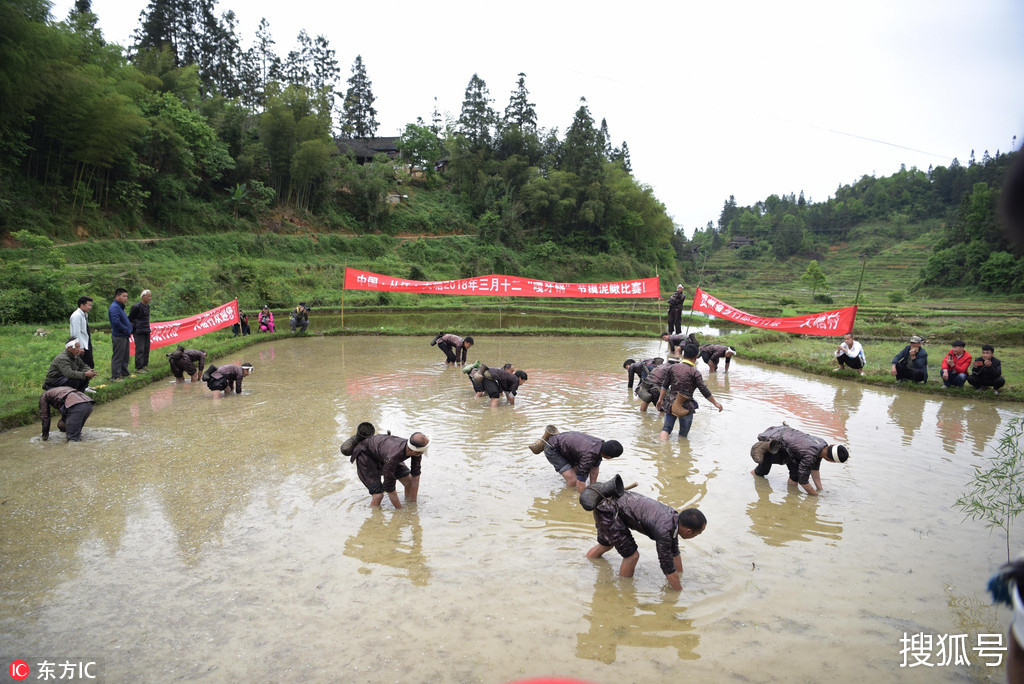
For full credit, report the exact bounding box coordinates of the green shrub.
[888,291,906,303]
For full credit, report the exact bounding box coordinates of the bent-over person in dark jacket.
[542,431,623,492]
[351,432,429,508]
[40,386,94,442]
[205,363,253,394]
[482,367,527,407]
[750,424,849,496]
[433,333,474,365]
[167,346,207,382]
[586,493,706,591]
[623,357,661,389]
[699,344,736,373]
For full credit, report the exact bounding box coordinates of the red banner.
[692,287,857,336]
[130,300,239,356]
[344,268,659,298]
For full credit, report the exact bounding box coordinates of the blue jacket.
[108,300,132,337]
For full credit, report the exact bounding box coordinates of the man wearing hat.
[541,431,623,493]
[666,284,686,335]
[749,424,849,496]
[586,493,706,591]
[42,338,98,391]
[351,431,429,508]
[203,362,254,394]
[699,343,737,373]
[940,340,972,388]
[891,335,928,383]
[290,302,310,333]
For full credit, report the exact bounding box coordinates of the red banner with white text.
[692,287,857,336]
[344,268,660,298]
[130,300,239,356]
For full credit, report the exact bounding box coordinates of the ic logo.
[9,661,30,681]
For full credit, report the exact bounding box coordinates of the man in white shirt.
[69,296,94,370]
[833,332,866,376]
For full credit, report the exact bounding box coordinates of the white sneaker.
[831,367,840,373]
[84,387,97,394]
[860,371,866,376]
[994,390,1000,395]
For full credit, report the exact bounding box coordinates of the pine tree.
[310,34,339,119]
[456,73,494,149]
[341,55,378,138]
[502,73,536,131]
[559,97,602,181]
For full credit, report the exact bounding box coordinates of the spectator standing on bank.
[108,289,132,381]
[69,296,94,369]
[666,284,686,335]
[128,289,152,373]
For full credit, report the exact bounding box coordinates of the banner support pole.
[342,262,346,328]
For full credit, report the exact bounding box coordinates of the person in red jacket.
[941,339,972,388]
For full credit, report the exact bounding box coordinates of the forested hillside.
[1,0,1021,326]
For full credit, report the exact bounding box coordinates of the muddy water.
[314,311,739,336]
[1,336,1020,682]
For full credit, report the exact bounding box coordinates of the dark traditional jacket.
[488,368,520,395]
[353,434,423,493]
[660,360,713,410]
[667,290,686,313]
[211,364,246,393]
[626,358,654,388]
[757,425,826,485]
[595,492,680,575]
[547,431,604,483]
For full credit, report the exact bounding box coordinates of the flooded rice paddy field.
[1,335,1021,682]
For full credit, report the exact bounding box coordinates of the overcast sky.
[51,0,1024,234]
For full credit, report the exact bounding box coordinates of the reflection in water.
[746,477,843,547]
[888,392,926,446]
[936,401,968,454]
[577,562,699,663]
[725,374,846,441]
[965,402,1001,457]
[344,509,430,586]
